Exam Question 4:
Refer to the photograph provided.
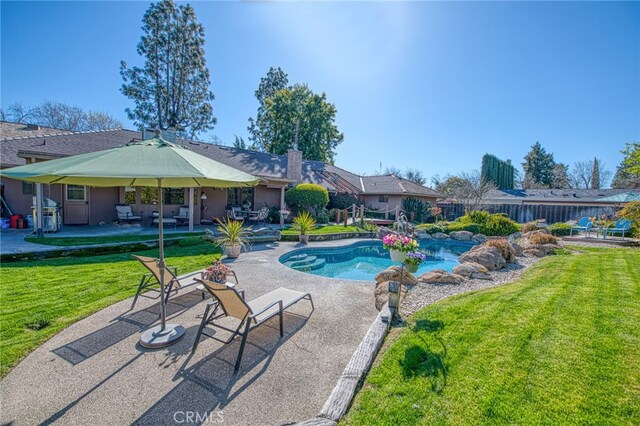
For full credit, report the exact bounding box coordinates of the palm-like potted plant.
[213,219,251,258]
[293,211,316,244]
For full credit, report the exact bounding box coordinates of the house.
[439,188,634,223]
[0,122,441,227]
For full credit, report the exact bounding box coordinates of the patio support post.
[35,183,43,238]
[188,187,194,231]
[280,185,286,228]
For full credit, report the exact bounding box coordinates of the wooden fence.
[437,203,619,224]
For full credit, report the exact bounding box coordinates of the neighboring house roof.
[0,121,70,140]
[484,189,633,204]
[359,174,442,197]
[0,122,441,197]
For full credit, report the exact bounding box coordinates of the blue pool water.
[279,240,475,281]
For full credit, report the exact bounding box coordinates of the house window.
[228,188,254,209]
[22,182,34,195]
[139,188,184,205]
[124,187,136,205]
[163,188,185,205]
[378,195,389,203]
[66,185,86,201]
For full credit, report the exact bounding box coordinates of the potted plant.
[382,233,419,263]
[201,260,232,283]
[213,219,251,258]
[403,250,427,273]
[293,211,316,244]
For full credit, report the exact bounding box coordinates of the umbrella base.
[139,323,185,348]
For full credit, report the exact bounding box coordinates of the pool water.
[279,240,475,281]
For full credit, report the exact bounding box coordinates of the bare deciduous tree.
[1,101,122,132]
[569,158,612,189]
[436,171,497,212]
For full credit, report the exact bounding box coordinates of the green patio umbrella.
[600,192,640,203]
[0,134,259,348]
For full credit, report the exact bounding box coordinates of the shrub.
[460,210,492,225]
[267,206,281,224]
[479,215,520,236]
[548,222,572,236]
[402,197,432,223]
[528,231,558,245]
[329,192,359,210]
[445,222,482,234]
[416,223,447,234]
[617,201,640,238]
[284,184,329,215]
[316,208,330,224]
[521,221,539,233]
[485,239,516,262]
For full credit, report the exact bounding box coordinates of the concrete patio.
[0,239,379,425]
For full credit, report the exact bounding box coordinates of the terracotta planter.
[224,243,242,258]
[389,249,407,263]
[299,234,309,244]
[404,263,418,273]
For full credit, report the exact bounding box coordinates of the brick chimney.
[286,149,303,183]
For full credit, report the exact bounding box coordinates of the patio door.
[64,185,89,225]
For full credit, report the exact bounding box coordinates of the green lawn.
[0,243,220,377]
[281,224,367,235]
[24,232,203,246]
[344,247,640,425]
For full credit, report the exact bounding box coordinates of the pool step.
[289,255,318,268]
[293,258,326,272]
[287,254,310,262]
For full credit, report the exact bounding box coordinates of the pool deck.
[0,239,379,426]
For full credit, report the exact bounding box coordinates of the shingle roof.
[359,174,442,197]
[0,125,442,197]
[0,121,70,140]
[485,188,632,203]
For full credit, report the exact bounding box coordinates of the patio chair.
[570,217,593,237]
[248,206,269,225]
[602,218,632,239]
[173,206,190,226]
[227,206,245,221]
[115,204,142,224]
[192,279,314,373]
[131,255,204,310]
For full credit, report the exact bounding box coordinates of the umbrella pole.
[158,179,166,331]
[139,178,185,348]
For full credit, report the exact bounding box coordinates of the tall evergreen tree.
[120,0,216,139]
[552,163,571,188]
[591,157,601,189]
[481,154,515,189]
[256,83,344,164]
[522,142,556,188]
[247,67,289,149]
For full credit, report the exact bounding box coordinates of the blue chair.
[602,218,632,239]
[570,217,593,237]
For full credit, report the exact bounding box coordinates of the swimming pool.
[279,240,475,281]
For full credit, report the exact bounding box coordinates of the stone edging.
[280,232,375,242]
[292,303,393,425]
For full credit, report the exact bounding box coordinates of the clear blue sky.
[2,1,639,184]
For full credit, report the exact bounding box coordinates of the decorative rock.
[417,232,432,240]
[459,246,507,271]
[452,262,492,280]
[512,242,524,256]
[471,234,488,244]
[418,269,465,285]
[374,281,407,311]
[450,230,474,241]
[507,231,522,243]
[375,265,418,285]
[433,232,448,239]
